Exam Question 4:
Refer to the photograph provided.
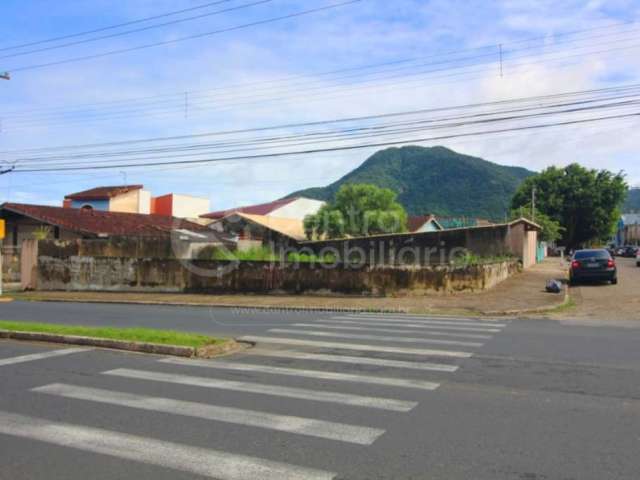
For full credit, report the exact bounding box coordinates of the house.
[616,213,640,246]
[0,202,216,247]
[64,185,151,214]
[211,212,307,251]
[407,215,444,233]
[63,185,210,220]
[201,197,325,221]
[151,193,211,221]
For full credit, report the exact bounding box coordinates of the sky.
[0,0,639,211]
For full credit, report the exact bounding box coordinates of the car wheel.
[611,278,618,285]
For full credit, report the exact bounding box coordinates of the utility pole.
[531,186,536,222]
[0,72,10,80]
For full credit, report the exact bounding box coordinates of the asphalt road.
[1,302,640,479]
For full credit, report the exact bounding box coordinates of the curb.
[12,296,410,314]
[0,330,242,358]
[0,297,14,303]
[482,286,571,317]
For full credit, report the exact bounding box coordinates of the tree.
[511,164,627,248]
[304,183,408,239]
[510,205,564,243]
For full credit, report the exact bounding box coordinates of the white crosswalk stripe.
[324,318,502,332]
[334,315,507,328]
[104,368,418,412]
[292,323,493,339]
[32,383,384,445]
[245,349,459,372]
[239,336,473,358]
[267,329,484,348]
[345,313,506,324]
[0,410,335,480]
[160,358,441,391]
[0,347,92,367]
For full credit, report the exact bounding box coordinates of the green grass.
[0,321,224,348]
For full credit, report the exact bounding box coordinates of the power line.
[4,82,639,155]
[3,0,363,73]
[11,111,638,173]
[10,93,640,165]
[0,0,236,53]
[0,0,273,61]
[4,21,638,120]
[4,28,639,131]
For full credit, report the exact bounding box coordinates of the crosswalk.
[1,312,510,479]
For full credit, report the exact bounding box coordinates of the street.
[2,297,640,479]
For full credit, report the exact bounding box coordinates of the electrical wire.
[0,0,237,52]
[4,28,639,132]
[4,82,639,155]
[11,111,639,173]
[2,0,363,73]
[0,0,273,61]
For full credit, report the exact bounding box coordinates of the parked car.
[569,249,618,285]
[624,246,640,258]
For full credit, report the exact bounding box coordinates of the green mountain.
[288,146,535,220]
[623,188,640,212]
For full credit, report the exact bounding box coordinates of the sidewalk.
[9,258,569,316]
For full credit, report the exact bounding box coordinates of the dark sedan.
[569,249,618,285]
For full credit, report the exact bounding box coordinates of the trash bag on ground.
[545,279,563,293]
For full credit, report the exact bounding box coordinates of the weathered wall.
[303,224,513,265]
[37,237,214,260]
[1,247,20,282]
[35,255,521,296]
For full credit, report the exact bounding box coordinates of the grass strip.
[0,321,223,348]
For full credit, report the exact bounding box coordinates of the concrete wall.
[302,221,537,267]
[171,194,211,219]
[1,246,20,283]
[109,189,150,214]
[37,237,217,261]
[303,224,513,265]
[35,253,520,296]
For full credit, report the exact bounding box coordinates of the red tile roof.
[201,197,300,220]
[65,185,144,200]
[1,202,210,237]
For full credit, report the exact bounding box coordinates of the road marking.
[267,329,483,348]
[161,358,441,391]
[104,368,417,412]
[0,410,335,480]
[325,318,502,333]
[335,315,507,328]
[346,313,506,324]
[33,383,384,445]
[246,349,459,372]
[239,336,473,358]
[0,347,91,367]
[292,323,492,339]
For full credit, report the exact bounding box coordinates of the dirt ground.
[8,258,569,316]
[550,257,640,325]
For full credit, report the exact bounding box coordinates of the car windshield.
[574,250,610,259]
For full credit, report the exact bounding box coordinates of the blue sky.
[1,0,639,210]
